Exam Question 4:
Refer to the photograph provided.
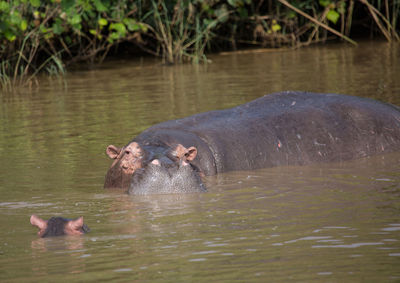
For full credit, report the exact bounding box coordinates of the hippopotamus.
[30,215,90,237]
[104,91,400,194]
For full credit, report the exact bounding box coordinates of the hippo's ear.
[68,216,84,230]
[174,144,197,161]
[106,145,121,159]
[65,217,85,235]
[30,215,48,231]
[185,147,197,161]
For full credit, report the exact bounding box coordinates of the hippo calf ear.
[65,216,85,235]
[106,145,121,159]
[30,215,48,235]
[174,144,197,161]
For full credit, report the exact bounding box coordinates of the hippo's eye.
[125,150,130,155]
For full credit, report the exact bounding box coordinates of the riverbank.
[1,0,399,91]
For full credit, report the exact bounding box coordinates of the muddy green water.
[1,41,400,282]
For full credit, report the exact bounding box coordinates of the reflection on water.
[0,41,400,281]
[30,236,88,277]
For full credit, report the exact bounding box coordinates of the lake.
[0,40,399,282]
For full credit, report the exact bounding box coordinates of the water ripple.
[312,242,384,248]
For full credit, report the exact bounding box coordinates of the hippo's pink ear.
[30,215,48,231]
[66,217,84,235]
[68,217,84,230]
[106,145,121,159]
[174,144,197,161]
[185,147,197,161]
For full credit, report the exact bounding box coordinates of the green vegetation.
[1,0,399,90]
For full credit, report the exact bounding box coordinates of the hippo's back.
[138,92,400,173]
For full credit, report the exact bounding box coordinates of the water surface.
[1,41,399,282]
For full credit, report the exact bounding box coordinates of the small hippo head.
[104,142,206,194]
[30,215,90,237]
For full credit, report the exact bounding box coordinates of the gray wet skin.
[105,91,400,194]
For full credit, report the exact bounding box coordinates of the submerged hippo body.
[105,91,400,194]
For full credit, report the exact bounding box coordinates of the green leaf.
[52,19,63,35]
[93,0,108,12]
[109,22,126,36]
[319,0,331,7]
[287,11,296,19]
[61,0,75,11]
[203,18,217,29]
[30,0,40,8]
[5,30,16,41]
[271,23,281,32]
[39,25,48,34]
[85,9,96,20]
[227,0,238,7]
[98,18,108,27]
[108,31,120,42]
[215,5,229,23]
[227,0,247,7]
[0,1,10,12]
[10,11,22,25]
[139,23,148,33]
[70,14,81,25]
[44,32,53,39]
[123,18,140,31]
[238,7,248,18]
[327,9,340,24]
[337,1,346,14]
[65,35,72,44]
[20,19,28,31]
[201,3,210,12]
[110,32,119,39]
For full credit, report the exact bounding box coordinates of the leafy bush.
[0,0,399,89]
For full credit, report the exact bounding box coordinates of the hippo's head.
[104,142,206,194]
[30,215,90,237]
[104,142,145,189]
